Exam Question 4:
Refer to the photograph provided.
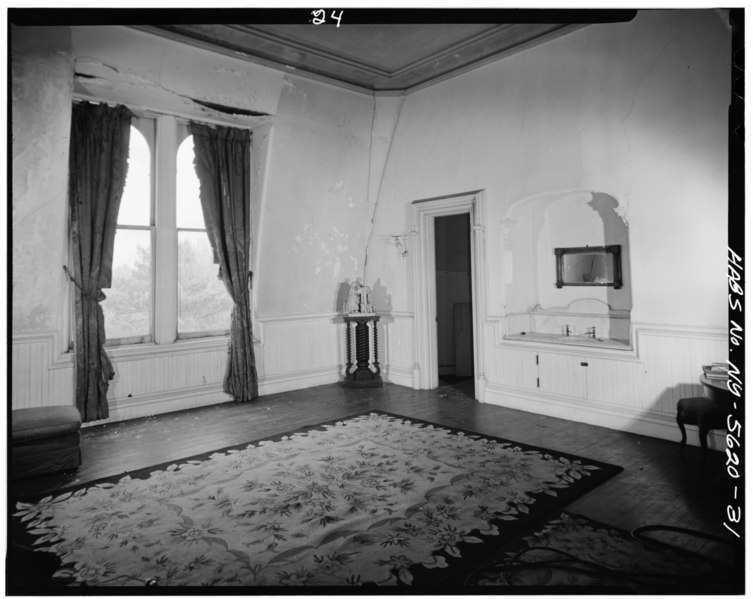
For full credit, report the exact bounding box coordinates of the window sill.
[54,335,231,367]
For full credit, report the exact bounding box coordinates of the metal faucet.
[586,326,597,339]
[564,324,571,336]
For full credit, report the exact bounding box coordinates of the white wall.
[12,27,74,336]
[369,9,728,327]
[366,10,730,441]
[255,76,374,316]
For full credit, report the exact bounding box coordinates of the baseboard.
[384,365,414,388]
[258,366,342,396]
[260,363,413,392]
[484,382,726,451]
[86,384,230,426]
[84,366,344,425]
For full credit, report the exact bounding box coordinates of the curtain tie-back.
[63,265,106,302]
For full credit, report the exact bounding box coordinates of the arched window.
[101,122,153,344]
[176,135,233,336]
[94,114,240,347]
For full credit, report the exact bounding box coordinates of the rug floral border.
[11,410,624,591]
[13,410,623,503]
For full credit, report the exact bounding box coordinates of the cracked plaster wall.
[70,26,283,124]
[256,76,375,316]
[12,27,74,333]
[369,10,730,328]
[12,12,730,340]
[12,25,285,335]
[361,96,405,308]
[13,24,383,331]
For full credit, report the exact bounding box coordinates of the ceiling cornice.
[131,22,588,96]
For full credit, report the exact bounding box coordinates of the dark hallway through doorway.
[434,213,474,398]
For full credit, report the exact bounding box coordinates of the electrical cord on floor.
[51,573,159,587]
[631,523,736,553]
[464,522,739,590]
[470,544,736,589]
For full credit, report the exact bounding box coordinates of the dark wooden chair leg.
[699,422,710,474]
[676,410,687,450]
[698,423,709,454]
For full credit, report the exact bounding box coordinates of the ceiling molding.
[233,24,397,78]
[132,22,587,95]
[131,24,372,96]
[403,23,587,95]
[387,24,512,78]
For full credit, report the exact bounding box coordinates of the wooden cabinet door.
[497,348,539,390]
[537,352,588,399]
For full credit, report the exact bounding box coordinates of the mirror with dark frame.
[554,245,622,289]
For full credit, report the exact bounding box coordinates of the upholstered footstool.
[11,406,82,479]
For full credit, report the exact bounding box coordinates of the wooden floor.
[11,379,738,568]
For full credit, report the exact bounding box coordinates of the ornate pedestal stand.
[343,314,382,387]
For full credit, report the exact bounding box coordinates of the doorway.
[434,214,474,397]
[411,191,487,400]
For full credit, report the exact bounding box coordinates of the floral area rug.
[12,411,622,588]
[466,511,740,593]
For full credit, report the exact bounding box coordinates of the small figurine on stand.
[359,280,374,314]
[344,280,360,314]
[343,278,374,314]
[341,278,382,387]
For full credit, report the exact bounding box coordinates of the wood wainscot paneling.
[256,311,417,393]
[102,338,231,423]
[256,313,343,395]
[12,333,75,410]
[14,334,233,424]
[13,312,418,423]
[380,312,415,388]
[486,323,728,449]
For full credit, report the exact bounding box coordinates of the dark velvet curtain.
[190,122,259,402]
[67,103,133,422]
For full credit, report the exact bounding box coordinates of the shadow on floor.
[438,375,475,399]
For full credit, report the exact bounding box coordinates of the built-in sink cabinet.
[493,190,661,424]
[497,341,643,405]
[501,349,589,399]
[491,320,729,446]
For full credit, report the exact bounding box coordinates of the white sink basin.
[504,332,631,350]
